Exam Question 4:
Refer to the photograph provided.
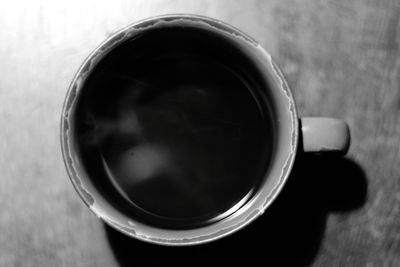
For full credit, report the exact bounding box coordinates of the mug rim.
[60,13,298,246]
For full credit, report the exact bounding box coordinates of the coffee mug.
[61,14,350,246]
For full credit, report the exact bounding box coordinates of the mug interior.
[61,14,298,245]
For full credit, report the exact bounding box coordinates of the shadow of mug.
[104,154,367,267]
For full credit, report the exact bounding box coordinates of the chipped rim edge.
[60,14,299,246]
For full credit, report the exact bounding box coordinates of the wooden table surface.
[1,0,399,266]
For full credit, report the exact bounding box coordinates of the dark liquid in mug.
[74,26,274,229]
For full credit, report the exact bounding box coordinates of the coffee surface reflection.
[74,27,273,228]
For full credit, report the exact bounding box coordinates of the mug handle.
[300,117,350,155]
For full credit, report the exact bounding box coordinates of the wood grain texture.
[0,0,398,266]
